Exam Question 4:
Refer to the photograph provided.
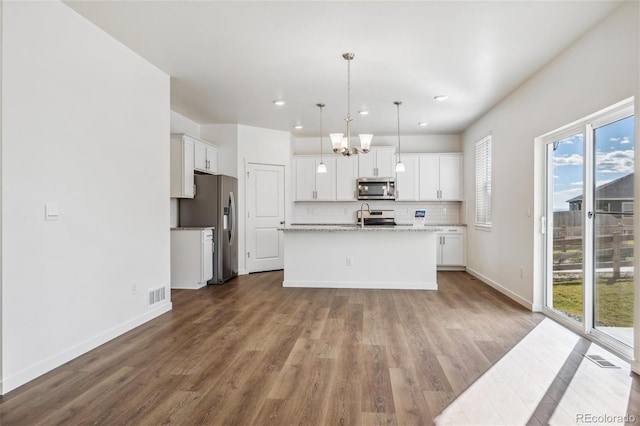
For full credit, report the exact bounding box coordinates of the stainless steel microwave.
[357,177,395,200]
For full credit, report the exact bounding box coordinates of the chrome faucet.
[359,202,370,228]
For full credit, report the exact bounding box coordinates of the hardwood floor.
[0,271,543,425]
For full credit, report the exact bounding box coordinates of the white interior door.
[246,163,285,273]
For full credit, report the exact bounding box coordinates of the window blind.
[475,135,492,226]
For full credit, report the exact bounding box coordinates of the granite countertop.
[171,226,215,231]
[282,224,443,232]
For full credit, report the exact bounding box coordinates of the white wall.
[237,125,293,274]
[0,0,4,388]
[462,2,639,309]
[1,1,171,393]
[170,110,201,137]
[294,134,460,155]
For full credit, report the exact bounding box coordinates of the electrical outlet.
[443,207,447,215]
[346,257,353,267]
[520,267,524,279]
[131,283,138,295]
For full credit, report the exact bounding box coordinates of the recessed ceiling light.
[358,110,370,116]
[293,124,303,130]
[433,95,448,101]
[273,99,286,106]
[418,122,429,127]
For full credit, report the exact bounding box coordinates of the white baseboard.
[465,267,534,311]
[0,302,172,395]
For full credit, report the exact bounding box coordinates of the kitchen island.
[282,225,441,290]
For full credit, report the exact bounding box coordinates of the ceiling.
[64,1,622,137]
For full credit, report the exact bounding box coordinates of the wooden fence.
[553,222,634,278]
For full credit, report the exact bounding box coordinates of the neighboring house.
[567,173,634,215]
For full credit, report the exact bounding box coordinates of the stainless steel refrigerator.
[179,174,238,284]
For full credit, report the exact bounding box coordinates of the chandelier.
[330,53,373,157]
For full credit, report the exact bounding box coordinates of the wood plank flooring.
[0,271,544,425]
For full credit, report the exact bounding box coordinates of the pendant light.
[317,103,327,173]
[394,101,405,173]
[329,53,373,157]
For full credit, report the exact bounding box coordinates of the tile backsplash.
[292,201,463,225]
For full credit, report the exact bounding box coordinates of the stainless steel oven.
[357,177,395,200]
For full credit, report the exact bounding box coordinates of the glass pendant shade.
[330,133,344,151]
[395,160,406,173]
[341,137,348,149]
[317,162,327,173]
[359,134,373,152]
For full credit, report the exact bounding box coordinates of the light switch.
[45,202,60,221]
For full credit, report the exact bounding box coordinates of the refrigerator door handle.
[229,192,236,246]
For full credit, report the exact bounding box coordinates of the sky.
[552,115,635,211]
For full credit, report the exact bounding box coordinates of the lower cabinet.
[170,228,214,289]
[437,227,465,270]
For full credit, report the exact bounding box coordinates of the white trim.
[0,302,172,395]
[466,267,538,311]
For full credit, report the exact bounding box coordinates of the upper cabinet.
[336,157,358,201]
[357,147,396,178]
[170,134,195,198]
[293,151,463,203]
[194,141,218,174]
[170,133,219,199]
[294,156,336,201]
[395,154,420,201]
[418,154,463,201]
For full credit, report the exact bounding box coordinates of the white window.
[622,201,634,213]
[475,135,492,228]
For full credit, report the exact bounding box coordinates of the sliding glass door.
[546,131,585,324]
[592,115,635,347]
[544,100,635,356]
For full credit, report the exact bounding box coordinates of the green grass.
[553,278,634,327]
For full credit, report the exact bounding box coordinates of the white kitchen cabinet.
[294,156,336,201]
[194,141,218,174]
[170,227,214,289]
[170,134,195,198]
[437,226,465,270]
[395,154,419,201]
[336,156,358,201]
[419,154,463,201]
[358,148,396,178]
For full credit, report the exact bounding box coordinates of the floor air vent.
[148,287,166,307]
[584,354,619,368]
